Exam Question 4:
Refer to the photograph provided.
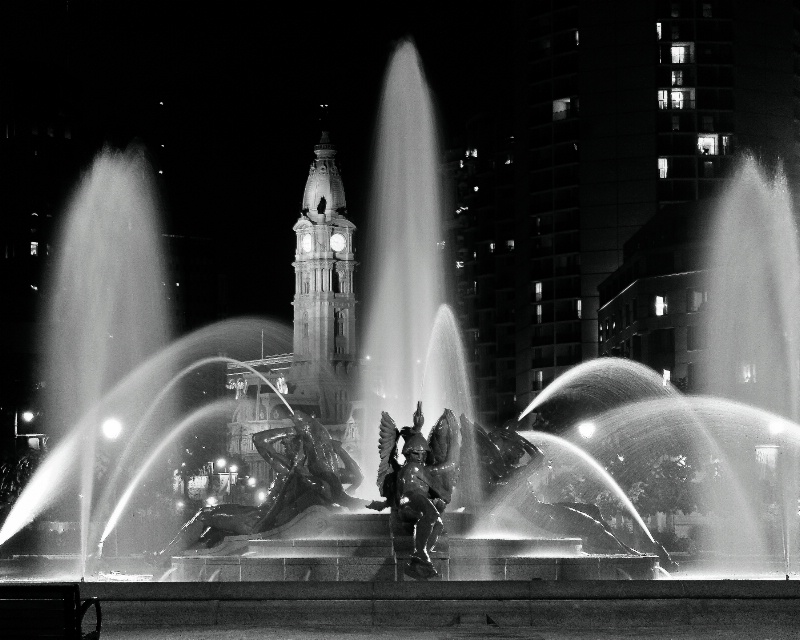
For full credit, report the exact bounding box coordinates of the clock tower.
[290,131,357,428]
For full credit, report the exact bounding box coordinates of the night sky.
[6,1,505,322]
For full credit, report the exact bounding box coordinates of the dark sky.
[7,1,506,320]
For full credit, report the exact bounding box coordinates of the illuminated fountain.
[516,158,800,577]
[0,147,296,578]
[0,40,666,584]
[359,41,473,471]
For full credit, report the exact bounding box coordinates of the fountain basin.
[167,512,658,581]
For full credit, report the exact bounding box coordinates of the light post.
[102,418,123,557]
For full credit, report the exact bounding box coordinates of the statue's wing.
[428,409,459,466]
[377,411,400,495]
[425,409,461,502]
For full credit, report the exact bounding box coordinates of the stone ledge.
[95,596,800,630]
[81,580,800,602]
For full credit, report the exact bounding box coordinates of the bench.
[0,582,101,639]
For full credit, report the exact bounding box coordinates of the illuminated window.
[535,282,543,301]
[656,22,662,39]
[697,134,718,155]
[662,369,671,387]
[742,363,756,384]
[671,43,693,64]
[655,295,667,316]
[576,299,582,319]
[30,242,38,256]
[489,242,495,253]
[574,30,579,46]
[536,304,543,324]
[721,135,732,155]
[672,88,695,109]
[671,70,683,86]
[533,370,544,391]
[455,261,464,269]
[658,90,669,109]
[506,239,515,251]
[658,157,669,179]
[473,186,479,192]
[552,98,572,121]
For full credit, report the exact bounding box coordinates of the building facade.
[597,202,711,392]
[224,132,360,489]
[453,0,800,424]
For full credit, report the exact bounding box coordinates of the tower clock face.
[301,234,313,253]
[330,233,346,252]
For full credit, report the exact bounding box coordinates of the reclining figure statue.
[152,411,363,563]
[463,415,675,569]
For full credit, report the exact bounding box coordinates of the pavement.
[101,625,799,639]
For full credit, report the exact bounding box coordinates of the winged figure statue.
[367,401,461,580]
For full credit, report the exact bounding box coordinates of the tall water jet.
[43,146,171,570]
[705,157,800,419]
[360,40,447,479]
[705,157,800,572]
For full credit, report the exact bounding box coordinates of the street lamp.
[577,421,596,439]
[102,417,123,440]
[101,417,123,557]
[21,411,34,423]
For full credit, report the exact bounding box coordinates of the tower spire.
[319,104,330,136]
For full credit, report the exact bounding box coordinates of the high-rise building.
[454,0,800,423]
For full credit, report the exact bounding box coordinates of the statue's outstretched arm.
[332,440,363,492]
[252,427,296,474]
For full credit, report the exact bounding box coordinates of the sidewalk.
[102,624,797,640]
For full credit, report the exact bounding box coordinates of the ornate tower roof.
[301,131,347,223]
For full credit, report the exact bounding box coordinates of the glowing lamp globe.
[577,421,596,439]
[22,411,35,423]
[102,418,123,440]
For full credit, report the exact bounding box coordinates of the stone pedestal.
[169,510,660,581]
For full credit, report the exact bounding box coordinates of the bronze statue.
[471,416,545,491]
[367,402,461,580]
[462,414,675,568]
[152,411,363,563]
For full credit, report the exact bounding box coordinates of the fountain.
[515,158,800,578]
[1,41,669,583]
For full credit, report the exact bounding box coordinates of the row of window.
[599,289,708,340]
[657,134,731,177]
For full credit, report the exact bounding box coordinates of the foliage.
[0,449,42,506]
[627,454,697,517]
